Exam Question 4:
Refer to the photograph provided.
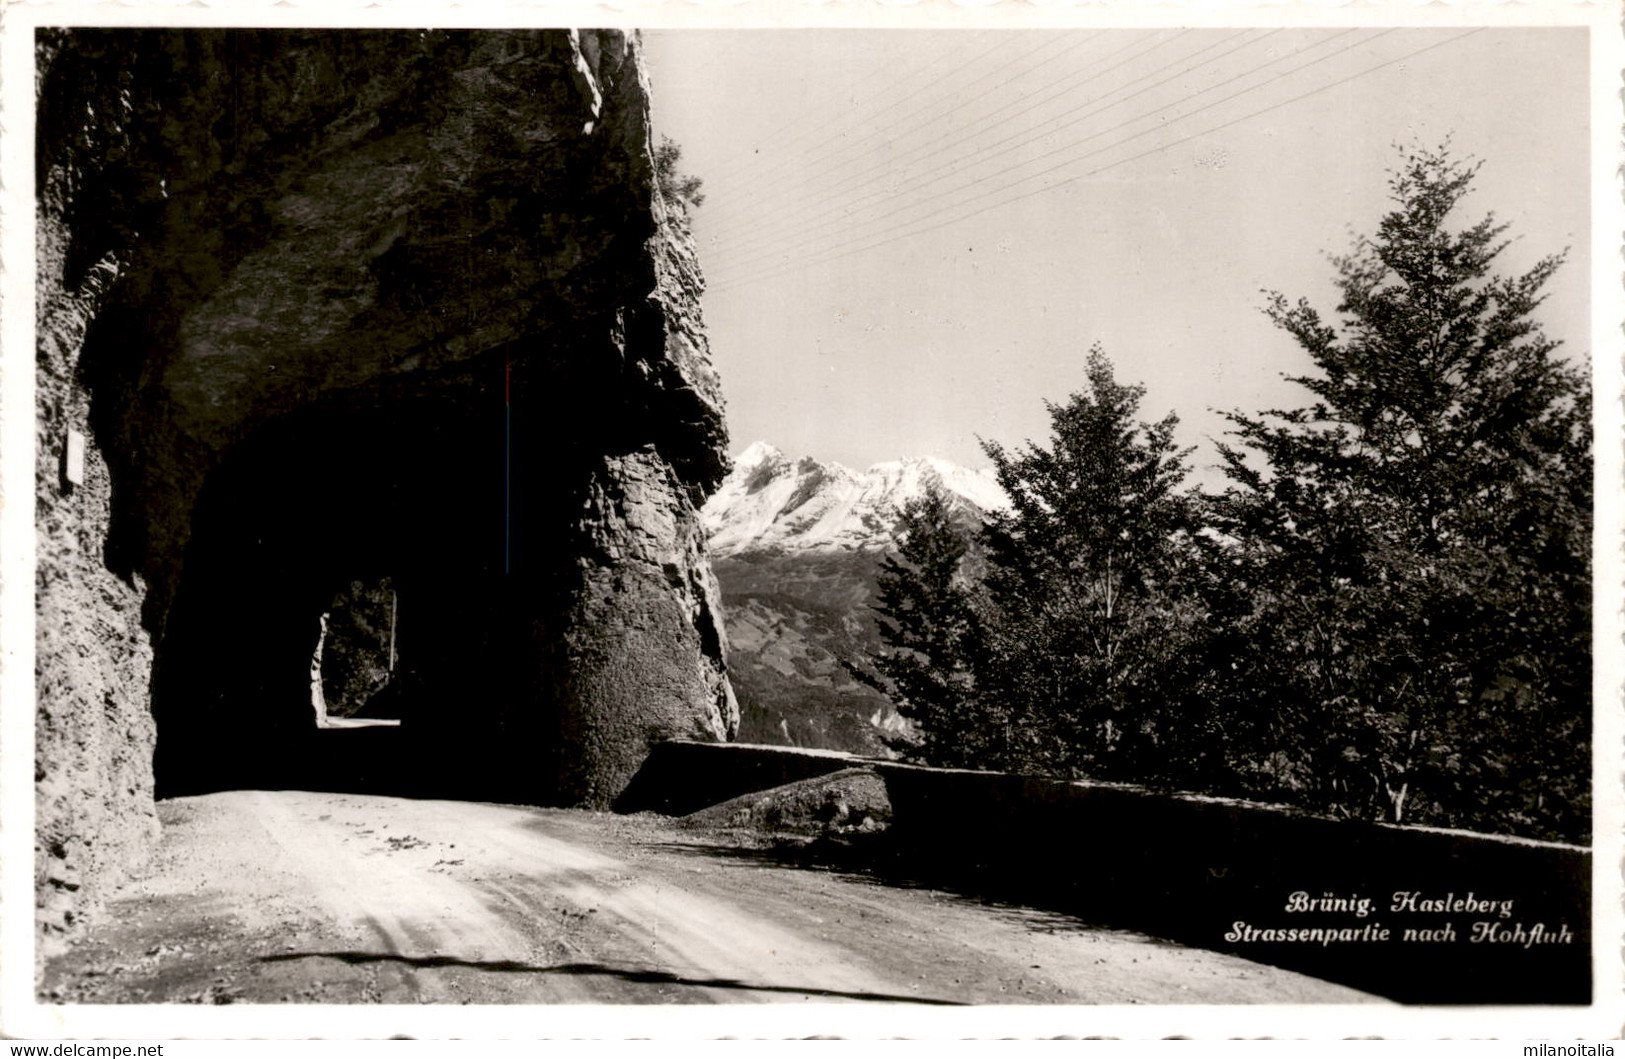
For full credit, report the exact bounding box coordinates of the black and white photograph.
[3,1,1620,1043]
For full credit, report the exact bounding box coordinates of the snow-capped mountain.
[703,441,1008,557]
[701,444,1007,757]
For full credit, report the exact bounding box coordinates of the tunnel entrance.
[152,355,588,803]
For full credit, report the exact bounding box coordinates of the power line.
[716,29,1275,266]
[699,32,1017,203]
[707,27,1389,289]
[703,30,1179,248]
[791,31,1204,222]
[703,33,1075,231]
[694,32,997,192]
[710,28,1358,279]
[711,27,1371,284]
[709,29,1477,295]
[700,30,1117,243]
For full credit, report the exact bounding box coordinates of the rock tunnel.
[36,27,738,940]
[145,332,735,806]
[153,353,567,801]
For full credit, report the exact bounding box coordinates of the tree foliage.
[865,146,1590,844]
[869,349,1216,785]
[1210,145,1590,840]
[654,135,705,209]
[864,491,989,768]
[975,349,1207,782]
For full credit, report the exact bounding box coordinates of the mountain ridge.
[704,441,1008,558]
[700,443,1006,757]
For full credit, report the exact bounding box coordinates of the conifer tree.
[864,490,990,767]
[976,348,1204,782]
[1211,146,1590,840]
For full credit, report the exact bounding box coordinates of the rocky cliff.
[35,28,735,952]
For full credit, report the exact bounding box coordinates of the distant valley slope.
[701,443,1006,755]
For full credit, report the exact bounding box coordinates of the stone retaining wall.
[622,741,1590,1004]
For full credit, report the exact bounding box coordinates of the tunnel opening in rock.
[313,576,402,727]
[151,354,594,804]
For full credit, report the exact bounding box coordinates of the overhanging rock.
[35,28,737,950]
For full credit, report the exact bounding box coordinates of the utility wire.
[703,30,1170,247]
[712,27,1373,283]
[700,32,1015,204]
[710,29,1476,295]
[685,35,975,191]
[696,33,995,192]
[775,31,1201,229]
[716,29,1275,264]
[707,28,1382,285]
[703,33,1075,229]
[701,31,1113,243]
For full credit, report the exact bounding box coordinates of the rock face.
[35,28,735,950]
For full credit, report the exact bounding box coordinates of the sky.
[640,28,1591,486]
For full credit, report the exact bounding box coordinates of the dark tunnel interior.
[152,355,590,803]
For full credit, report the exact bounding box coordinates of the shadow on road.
[650,833,1132,938]
[649,826,1589,1005]
[260,952,965,1005]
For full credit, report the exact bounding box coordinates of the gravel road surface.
[41,790,1381,1006]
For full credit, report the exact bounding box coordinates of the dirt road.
[42,790,1379,1006]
